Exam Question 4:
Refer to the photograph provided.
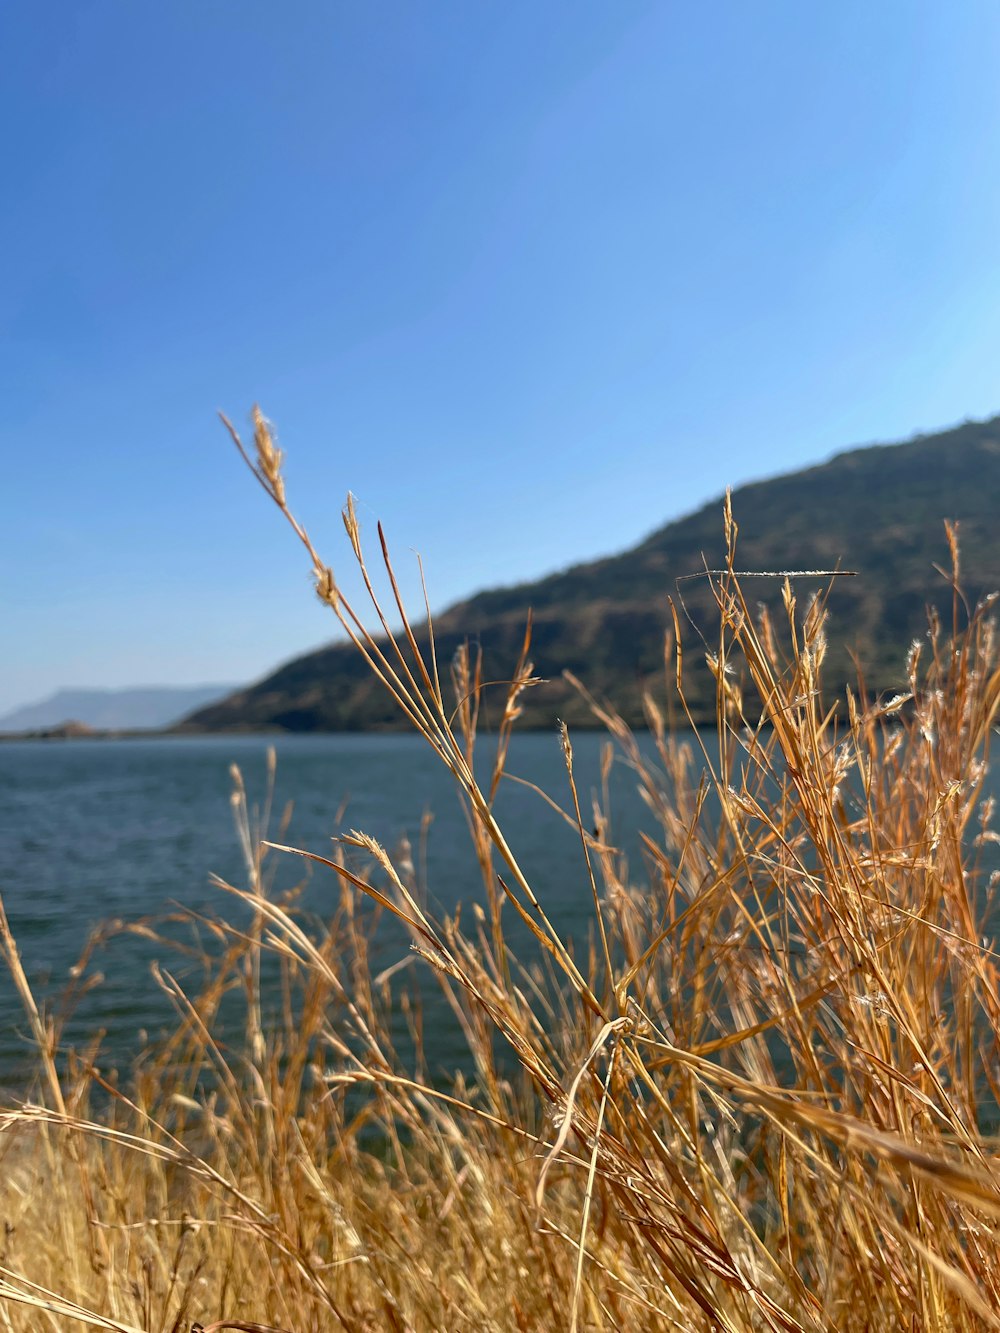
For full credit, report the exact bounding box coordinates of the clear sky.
[4,2,1000,713]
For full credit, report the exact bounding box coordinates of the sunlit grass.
[2,410,1000,1330]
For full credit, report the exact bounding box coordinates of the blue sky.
[4,2,1000,713]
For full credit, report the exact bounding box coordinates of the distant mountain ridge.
[0,685,236,733]
[181,416,1000,732]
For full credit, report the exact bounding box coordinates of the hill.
[0,685,236,733]
[181,417,1000,732]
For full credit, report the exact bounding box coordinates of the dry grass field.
[2,410,1000,1331]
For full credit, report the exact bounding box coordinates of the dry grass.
[2,408,1000,1330]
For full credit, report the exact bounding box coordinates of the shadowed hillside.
[182,416,1000,731]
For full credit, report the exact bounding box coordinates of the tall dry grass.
[2,409,1000,1331]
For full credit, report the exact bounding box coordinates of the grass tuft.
[2,414,1000,1330]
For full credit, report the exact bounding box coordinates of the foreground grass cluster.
[2,412,1000,1331]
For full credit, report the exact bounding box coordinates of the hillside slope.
[182,416,1000,731]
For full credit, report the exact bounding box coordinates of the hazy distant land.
[0,684,236,735]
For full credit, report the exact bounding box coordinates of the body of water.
[0,732,669,1083]
[4,730,998,1091]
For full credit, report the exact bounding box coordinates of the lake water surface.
[0,732,672,1083]
[2,730,998,1089]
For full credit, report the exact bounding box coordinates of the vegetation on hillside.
[2,410,1000,1330]
[183,414,1000,732]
